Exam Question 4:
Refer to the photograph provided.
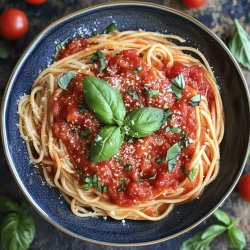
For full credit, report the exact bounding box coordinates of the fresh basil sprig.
[58,71,76,90]
[168,74,185,100]
[180,209,246,250]
[91,50,106,73]
[83,76,126,125]
[229,19,250,70]
[0,197,35,250]
[124,107,164,138]
[90,126,124,162]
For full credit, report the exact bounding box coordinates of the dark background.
[0,0,250,249]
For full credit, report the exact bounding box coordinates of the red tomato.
[182,0,207,8]
[26,0,47,4]
[238,173,250,202]
[0,8,29,40]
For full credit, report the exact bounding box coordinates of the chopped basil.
[54,36,71,58]
[181,166,198,181]
[92,174,98,186]
[102,186,108,193]
[118,178,126,191]
[62,117,67,123]
[78,127,90,138]
[69,128,76,134]
[149,173,157,180]
[106,23,117,33]
[189,94,202,106]
[166,126,183,134]
[58,71,76,90]
[163,108,172,124]
[125,135,133,143]
[91,50,106,73]
[124,164,133,171]
[84,176,92,183]
[126,88,139,100]
[82,183,92,190]
[134,65,142,74]
[132,91,139,100]
[179,136,190,148]
[166,143,181,171]
[77,104,85,114]
[155,157,165,164]
[114,156,121,162]
[168,74,185,100]
[82,174,106,193]
[147,155,151,160]
[145,87,159,99]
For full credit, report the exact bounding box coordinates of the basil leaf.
[0,197,19,213]
[83,76,126,125]
[102,186,108,193]
[134,66,142,74]
[168,74,185,100]
[106,23,117,33]
[163,108,172,124]
[77,104,85,114]
[54,37,71,58]
[118,178,126,191]
[229,20,250,70]
[1,211,35,250]
[149,173,157,180]
[166,143,181,171]
[78,127,90,138]
[213,209,231,226]
[124,107,164,138]
[166,126,183,134]
[90,126,124,162]
[155,157,165,164]
[58,71,76,90]
[91,50,106,73]
[181,167,198,181]
[144,87,159,99]
[201,224,227,240]
[227,226,246,250]
[190,94,202,106]
[124,164,133,171]
[179,136,190,148]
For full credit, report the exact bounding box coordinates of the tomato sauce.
[52,42,213,207]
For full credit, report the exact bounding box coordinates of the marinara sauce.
[52,39,214,208]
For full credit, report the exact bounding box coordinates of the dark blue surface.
[1,2,249,247]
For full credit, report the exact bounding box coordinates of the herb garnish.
[166,143,181,171]
[118,178,126,191]
[82,174,107,193]
[106,23,117,33]
[149,173,157,180]
[91,50,106,73]
[124,164,133,171]
[229,19,250,70]
[134,65,142,74]
[78,127,90,138]
[181,167,198,181]
[144,87,160,99]
[58,71,76,90]
[54,37,71,58]
[189,94,202,106]
[168,74,185,100]
[180,209,246,250]
[77,104,85,114]
[155,157,165,164]
[179,136,190,148]
[163,108,172,124]
[126,88,139,100]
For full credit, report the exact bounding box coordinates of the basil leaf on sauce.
[134,65,142,74]
[77,104,85,114]
[166,126,183,134]
[144,87,159,99]
[181,167,198,181]
[106,23,117,34]
[179,136,190,148]
[168,74,185,100]
[166,143,181,172]
[78,127,90,138]
[124,107,164,138]
[163,108,172,124]
[118,178,126,191]
[90,126,124,162]
[229,19,250,70]
[83,76,126,125]
[124,164,133,171]
[91,50,106,73]
[58,71,76,90]
[155,157,165,164]
[54,36,71,58]
[189,94,202,106]
[149,173,157,180]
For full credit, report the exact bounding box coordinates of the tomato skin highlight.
[237,173,250,202]
[0,8,29,40]
[182,0,207,9]
[26,0,47,4]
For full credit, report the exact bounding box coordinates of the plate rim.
[1,1,250,246]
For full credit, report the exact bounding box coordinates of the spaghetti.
[18,30,224,221]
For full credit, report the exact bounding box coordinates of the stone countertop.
[0,0,249,249]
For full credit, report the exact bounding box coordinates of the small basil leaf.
[149,173,157,180]
[169,74,185,100]
[90,126,124,162]
[124,107,164,138]
[134,66,142,74]
[83,76,126,125]
[190,94,202,106]
[179,136,190,148]
[124,164,133,171]
[201,224,226,240]
[118,178,126,191]
[163,108,172,124]
[144,87,159,99]
[227,226,246,250]
[213,209,231,226]
[166,143,181,171]
[54,37,71,58]
[78,127,90,138]
[106,23,117,33]
[58,71,76,90]
[91,50,106,73]
[1,211,35,250]
[77,104,85,114]
[229,19,250,70]
[0,197,19,213]
[181,167,198,181]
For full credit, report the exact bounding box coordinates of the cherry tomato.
[0,8,29,40]
[26,0,47,4]
[182,0,207,9]
[238,173,250,202]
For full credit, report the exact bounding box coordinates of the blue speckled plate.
[1,2,250,246]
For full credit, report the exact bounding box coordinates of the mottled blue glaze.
[1,2,250,246]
